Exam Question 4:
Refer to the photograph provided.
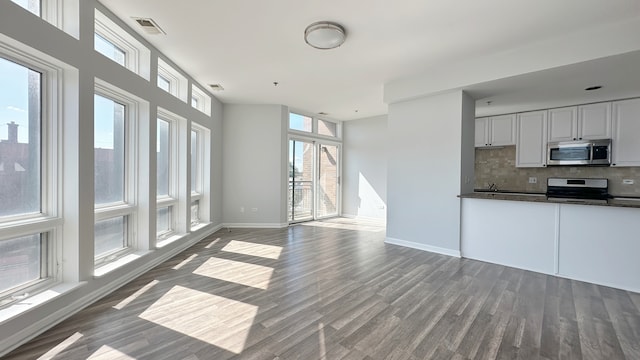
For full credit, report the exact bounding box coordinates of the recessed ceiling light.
[585,86,603,91]
[304,21,346,50]
[209,84,224,91]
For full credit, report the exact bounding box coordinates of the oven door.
[547,142,591,165]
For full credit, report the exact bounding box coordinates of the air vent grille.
[132,17,166,35]
[318,112,329,116]
[209,84,224,91]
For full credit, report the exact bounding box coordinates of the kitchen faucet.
[488,183,499,192]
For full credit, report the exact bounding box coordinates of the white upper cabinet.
[475,114,516,147]
[549,103,611,142]
[578,102,611,140]
[516,110,548,168]
[612,98,640,167]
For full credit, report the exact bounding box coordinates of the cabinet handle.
[579,137,582,140]
[573,138,576,140]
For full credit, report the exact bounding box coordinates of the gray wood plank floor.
[5,218,640,359]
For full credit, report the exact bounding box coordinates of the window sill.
[190,222,210,232]
[156,233,187,248]
[0,282,86,325]
[94,250,151,278]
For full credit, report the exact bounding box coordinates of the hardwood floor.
[5,218,640,359]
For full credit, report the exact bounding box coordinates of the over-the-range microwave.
[547,139,611,166]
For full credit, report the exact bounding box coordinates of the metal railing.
[288,180,313,221]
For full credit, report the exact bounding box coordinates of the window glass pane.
[95,216,126,257]
[157,206,171,235]
[157,75,170,92]
[157,119,170,196]
[191,130,198,193]
[190,200,199,227]
[0,234,41,295]
[289,113,312,132]
[0,57,41,218]
[94,94,125,205]
[11,0,40,16]
[318,119,337,137]
[191,96,198,108]
[94,33,126,66]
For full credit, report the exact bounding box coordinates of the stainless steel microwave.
[547,139,611,166]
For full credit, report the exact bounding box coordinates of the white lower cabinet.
[461,198,640,293]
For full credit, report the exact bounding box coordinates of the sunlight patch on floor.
[87,345,135,359]
[113,280,159,310]
[205,237,222,249]
[37,332,83,360]
[172,254,198,270]
[138,285,258,354]
[193,257,274,290]
[221,240,283,259]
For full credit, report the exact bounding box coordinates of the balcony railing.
[288,179,313,221]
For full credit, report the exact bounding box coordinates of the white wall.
[385,91,474,256]
[0,1,223,355]
[222,104,288,227]
[342,115,387,221]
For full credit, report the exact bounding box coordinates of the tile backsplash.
[475,146,640,196]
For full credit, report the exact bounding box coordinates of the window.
[190,123,210,229]
[289,113,313,132]
[191,85,211,116]
[94,33,125,67]
[318,119,337,137]
[95,9,150,80]
[157,58,187,102]
[11,0,80,39]
[156,109,180,239]
[0,49,61,306]
[94,80,139,266]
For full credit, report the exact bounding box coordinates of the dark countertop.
[459,191,640,209]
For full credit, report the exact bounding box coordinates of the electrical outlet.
[240,207,244,213]
[251,208,258,212]
[623,179,635,185]
[528,177,537,184]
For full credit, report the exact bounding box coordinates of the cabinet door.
[612,98,640,167]
[516,110,548,167]
[578,102,611,140]
[475,117,489,147]
[548,107,577,141]
[489,114,516,146]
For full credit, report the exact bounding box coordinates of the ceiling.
[100,0,640,121]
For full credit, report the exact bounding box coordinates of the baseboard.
[0,225,220,358]
[385,237,461,258]
[222,222,288,229]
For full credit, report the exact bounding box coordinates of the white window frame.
[288,110,342,140]
[11,0,80,39]
[158,58,188,102]
[190,123,210,228]
[0,41,64,307]
[94,9,150,80]
[94,79,140,267]
[156,108,181,240]
[191,84,211,116]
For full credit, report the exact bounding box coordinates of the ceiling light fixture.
[304,21,346,50]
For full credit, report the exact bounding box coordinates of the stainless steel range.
[546,178,610,203]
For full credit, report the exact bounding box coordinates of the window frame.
[189,123,209,228]
[11,0,80,39]
[94,9,150,80]
[157,58,188,102]
[0,42,64,306]
[191,84,211,116]
[288,110,342,140]
[93,79,139,266]
[156,108,181,240]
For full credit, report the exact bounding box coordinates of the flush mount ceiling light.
[304,21,346,50]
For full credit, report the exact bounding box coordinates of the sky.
[0,57,32,143]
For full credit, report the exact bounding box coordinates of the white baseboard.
[0,224,221,358]
[222,222,288,229]
[385,237,461,258]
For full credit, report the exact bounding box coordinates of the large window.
[156,109,180,240]
[0,52,60,306]
[190,123,209,229]
[94,82,138,265]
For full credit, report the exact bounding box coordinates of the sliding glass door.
[317,143,339,218]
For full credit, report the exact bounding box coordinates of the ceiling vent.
[318,112,329,116]
[209,84,225,91]
[132,17,166,35]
